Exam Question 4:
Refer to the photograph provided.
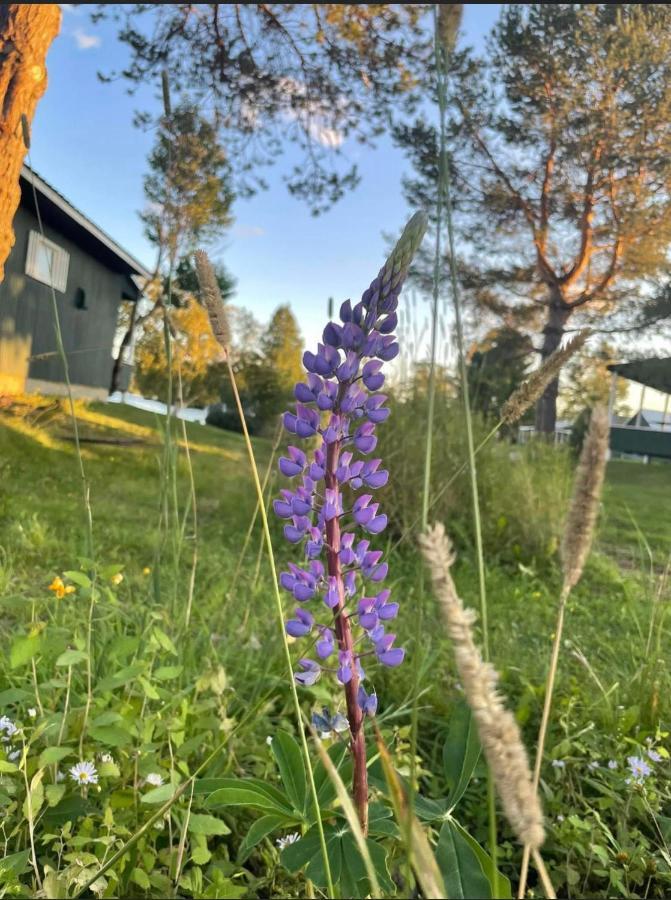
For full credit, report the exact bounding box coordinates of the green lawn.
[600,459,671,568]
[0,398,669,898]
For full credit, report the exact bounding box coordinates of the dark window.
[74,287,88,310]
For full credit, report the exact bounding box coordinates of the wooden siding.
[0,205,133,393]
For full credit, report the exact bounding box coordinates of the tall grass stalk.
[175,359,199,628]
[518,406,609,898]
[432,4,500,885]
[224,355,334,897]
[25,157,98,751]
[195,250,334,897]
[21,744,43,893]
[228,419,283,600]
[308,720,381,898]
[406,3,456,869]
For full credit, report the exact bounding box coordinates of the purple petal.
[379,648,405,667]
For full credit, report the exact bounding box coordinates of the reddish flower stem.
[325,438,368,836]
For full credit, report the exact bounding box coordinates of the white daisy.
[56,770,66,782]
[69,761,98,785]
[27,708,37,719]
[145,772,164,787]
[276,832,300,851]
[100,752,113,763]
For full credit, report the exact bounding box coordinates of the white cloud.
[277,77,345,149]
[73,28,101,50]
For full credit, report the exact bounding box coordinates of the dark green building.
[0,166,150,398]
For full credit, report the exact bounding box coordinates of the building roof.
[625,409,669,429]
[607,358,671,395]
[20,165,152,282]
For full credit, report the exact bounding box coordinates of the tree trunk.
[110,301,139,395]
[0,4,61,282]
[534,294,571,435]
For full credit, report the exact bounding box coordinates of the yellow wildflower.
[48,576,75,600]
[142,567,151,576]
[110,573,124,586]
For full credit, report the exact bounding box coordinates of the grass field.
[0,397,669,898]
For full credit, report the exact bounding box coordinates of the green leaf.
[22,771,44,821]
[449,820,512,899]
[55,649,88,667]
[97,663,146,692]
[153,627,177,656]
[187,813,231,836]
[0,849,30,876]
[63,570,92,588]
[141,783,178,805]
[10,634,43,669]
[154,665,183,681]
[312,742,350,811]
[0,688,32,706]
[281,825,342,889]
[205,778,294,816]
[130,868,151,891]
[443,701,481,809]
[339,832,395,897]
[38,746,72,767]
[45,784,66,807]
[91,711,123,728]
[42,794,91,826]
[98,760,121,778]
[0,760,18,774]
[138,676,160,700]
[436,820,492,900]
[89,724,133,747]
[191,845,211,866]
[271,731,307,814]
[238,815,287,863]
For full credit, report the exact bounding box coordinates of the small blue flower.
[551,759,565,769]
[587,760,600,771]
[647,748,662,763]
[627,755,652,782]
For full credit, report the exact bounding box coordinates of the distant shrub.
[377,389,573,565]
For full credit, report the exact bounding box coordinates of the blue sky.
[30,4,501,352]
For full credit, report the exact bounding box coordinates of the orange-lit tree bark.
[0,4,61,281]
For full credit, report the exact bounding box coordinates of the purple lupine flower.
[274,211,427,833]
[357,686,378,717]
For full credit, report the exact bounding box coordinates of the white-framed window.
[25,230,70,293]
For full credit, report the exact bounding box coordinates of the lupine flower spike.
[275,211,428,834]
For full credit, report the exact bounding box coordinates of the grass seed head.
[419,522,545,850]
[437,4,463,57]
[561,404,610,590]
[501,330,590,426]
[194,249,231,357]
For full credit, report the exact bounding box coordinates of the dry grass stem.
[419,523,545,850]
[501,331,590,426]
[194,249,231,355]
[560,404,610,590]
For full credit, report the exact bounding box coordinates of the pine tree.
[396,4,671,432]
[0,5,61,280]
